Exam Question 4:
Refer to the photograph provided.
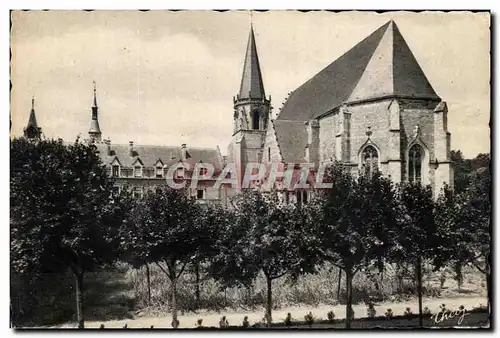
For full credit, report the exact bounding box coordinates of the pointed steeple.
[24,96,42,140]
[238,25,266,100]
[89,81,102,142]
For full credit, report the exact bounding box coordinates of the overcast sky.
[10,10,490,157]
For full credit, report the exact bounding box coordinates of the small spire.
[92,81,98,108]
[31,95,34,111]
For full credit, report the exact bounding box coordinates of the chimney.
[105,138,112,156]
[129,141,134,157]
[181,143,187,160]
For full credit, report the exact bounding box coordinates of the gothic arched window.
[362,145,378,177]
[409,144,423,183]
[252,110,260,130]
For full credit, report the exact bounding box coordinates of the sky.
[10,10,490,158]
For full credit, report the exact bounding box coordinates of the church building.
[23,20,453,202]
[227,20,453,199]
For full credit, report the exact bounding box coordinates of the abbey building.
[22,20,453,202]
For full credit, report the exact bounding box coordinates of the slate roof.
[277,20,440,122]
[95,143,223,170]
[273,120,308,163]
[26,97,39,129]
[238,26,266,100]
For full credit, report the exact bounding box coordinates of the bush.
[366,303,376,318]
[284,313,292,326]
[195,318,203,328]
[385,308,393,319]
[423,307,432,315]
[242,316,249,328]
[171,318,179,328]
[219,316,229,328]
[404,307,412,316]
[327,310,335,322]
[304,312,314,325]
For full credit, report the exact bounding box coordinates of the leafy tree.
[122,187,211,328]
[211,189,310,326]
[315,164,399,328]
[465,167,491,304]
[11,138,124,328]
[390,182,437,327]
[451,150,490,194]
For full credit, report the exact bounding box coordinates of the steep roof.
[95,143,223,169]
[26,97,39,129]
[273,120,308,163]
[238,26,266,100]
[277,20,440,122]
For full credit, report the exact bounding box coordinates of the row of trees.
[10,138,491,328]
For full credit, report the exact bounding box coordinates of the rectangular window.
[303,191,308,204]
[285,192,290,204]
[134,166,142,177]
[175,168,185,179]
[156,166,163,178]
[112,186,120,195]
[199,167,208,176]
[296,191,302,205]
[112,165,119,177]
[197,189,204,199]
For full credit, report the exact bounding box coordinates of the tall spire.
[24,96,41,140]
[88,81,102,142]
[238,25,266,100]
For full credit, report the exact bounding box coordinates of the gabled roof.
[238,26,266,100]
[277,20,440,122]
[96,143,223,170]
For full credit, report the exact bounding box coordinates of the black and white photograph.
[9,9,491,330]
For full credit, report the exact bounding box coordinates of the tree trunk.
[171,276,178,328]
[416,258,423,327]
[265,275,273,327]
[195,262,200,309]
[454,261,462,291]
[146,264,151,306]
[345,269,353,329]
[337,268,342,300]
[74,270,84,329]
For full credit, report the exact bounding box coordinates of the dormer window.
[156,166,164,178]
[134,165,142,178]
[197,189,205,199]
[175,167,185,179]
[112,165,120,178]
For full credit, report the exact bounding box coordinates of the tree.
[464,167,491,305]
[315,164,399,328]
[11,138,124,328]
[210,189,310,326]
[122,187,212,328]
[390,182,437,327]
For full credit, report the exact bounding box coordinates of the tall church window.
[362,145,378,177]
[252,110,260,130]
[268,147,271,162]
[409,144,423,183]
